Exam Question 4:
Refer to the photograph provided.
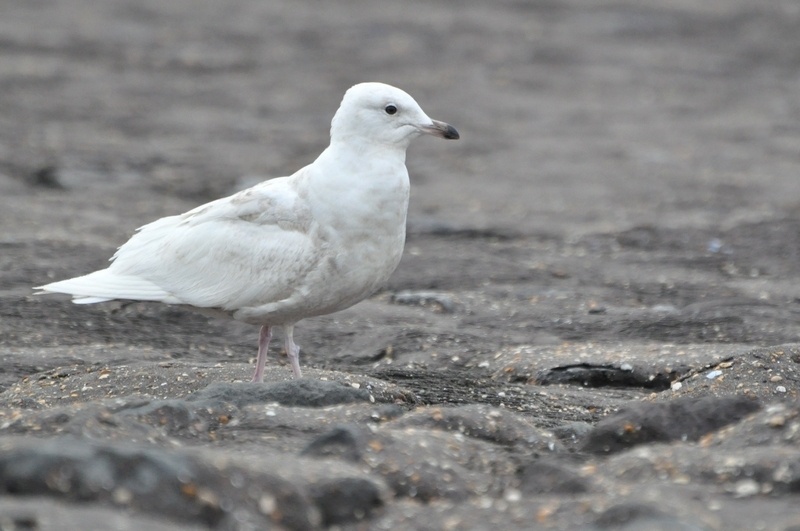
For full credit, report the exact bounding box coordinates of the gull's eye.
[384,104,398,115]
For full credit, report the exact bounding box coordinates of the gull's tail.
[35,269,173,304]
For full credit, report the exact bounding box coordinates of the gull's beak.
[419,119,460,140]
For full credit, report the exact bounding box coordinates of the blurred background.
[2,0,800,367]
[3,0,798,243]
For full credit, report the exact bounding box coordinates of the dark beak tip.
[444,125,460,140]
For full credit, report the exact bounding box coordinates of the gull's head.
[330,82,459,148]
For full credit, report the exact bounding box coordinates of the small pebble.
[733,479,760,498]
[766,415,785,427]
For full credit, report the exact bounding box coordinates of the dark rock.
[666,345,800,401]
[307,477,383,525]
[301,425,368,462]
[27,166,64,189]
[189,380,371,408]
[2,397,241,445]
[534,362,675,390]
[551,421,595,445]
[358,428,517,501]
[0,496,207,531]
[118,399,195,432]
[490,343,739,391]
[369,404,407,422]
[0,437,317,530]
[600,443,800,499]
[517,459,591,495]
[387,404,561,453]
[702,403,800,448]
[580,396,762,454]
[594,502,704,530]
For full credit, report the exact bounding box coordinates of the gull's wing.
[38,173,324,311]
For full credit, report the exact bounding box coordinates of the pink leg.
[284,324,302,378]
[251,324,272,383]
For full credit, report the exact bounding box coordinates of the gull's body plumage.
[36,82,459,381]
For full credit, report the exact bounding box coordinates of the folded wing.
[37,175,322,311]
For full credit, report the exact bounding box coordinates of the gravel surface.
[2,0,800,529]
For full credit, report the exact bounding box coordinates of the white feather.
[37,269,175,303]
[35,82,459,379]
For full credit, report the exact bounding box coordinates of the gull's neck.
[314,136,409,177]
[303,136,411,230]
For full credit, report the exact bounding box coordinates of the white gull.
[36,82,459,382]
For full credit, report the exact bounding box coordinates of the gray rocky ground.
[1,0,800,529]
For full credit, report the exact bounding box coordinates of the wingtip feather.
[35,270,174,304]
